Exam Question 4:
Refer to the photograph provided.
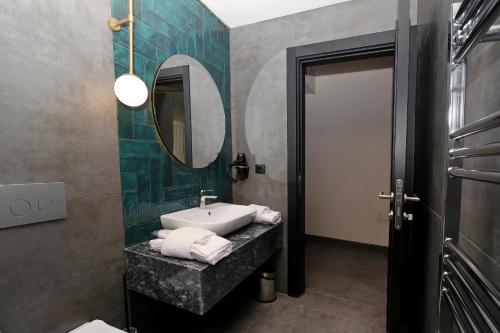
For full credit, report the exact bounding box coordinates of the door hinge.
[298,171,303,196]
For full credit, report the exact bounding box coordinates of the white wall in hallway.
[305,56,394,246]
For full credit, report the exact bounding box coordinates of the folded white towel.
[161,227,216,259]
[191,235,233,265]
[69,320,125,333]
[152,229,172,239]
[249,204,282,224]
[149,229,233,265]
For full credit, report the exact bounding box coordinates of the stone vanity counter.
[124,222,283,315]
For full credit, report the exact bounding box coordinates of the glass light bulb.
[114,74,148,107]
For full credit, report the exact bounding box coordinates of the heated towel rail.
[441,1,500,332]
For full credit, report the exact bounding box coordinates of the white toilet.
[69,320,125,333]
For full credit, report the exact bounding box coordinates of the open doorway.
[287,28,418,332]
[303,55,394,318]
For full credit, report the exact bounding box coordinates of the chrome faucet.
[200,190,217,209]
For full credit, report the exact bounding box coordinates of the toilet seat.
[69,320,125,333]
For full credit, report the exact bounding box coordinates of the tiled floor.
[214,237,387,332]
[132,237,388,332]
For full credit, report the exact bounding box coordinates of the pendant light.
[108,0,148,108]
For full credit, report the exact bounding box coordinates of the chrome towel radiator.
[441,1,500,332]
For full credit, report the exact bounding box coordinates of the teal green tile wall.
[111,0,231,245]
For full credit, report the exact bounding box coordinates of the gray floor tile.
[281,291,386,329]
[145,236,389,332]
[305,237,388,308]
[245,294,385,333]
[243,238,388,332]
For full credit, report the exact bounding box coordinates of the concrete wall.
[230,0,416,292]
[0,1,124,332]
[304,57,394,247]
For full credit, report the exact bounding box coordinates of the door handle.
[404,194,420,202]
[378,191,394,200]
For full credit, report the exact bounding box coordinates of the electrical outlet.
[255,164,266,174]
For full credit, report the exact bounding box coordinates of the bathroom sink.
[160,202,257,236]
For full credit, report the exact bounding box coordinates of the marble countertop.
[124,222,283,314]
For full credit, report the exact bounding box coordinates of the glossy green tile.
[133,108,153,126]
[113,42,130,68]
[150,158,163,204]
[112,0,231,245]
[134,124,156,141]
[157,200,187,215]
[120,139,160,157]
[177,30,188,54]
[173,172,199,187]
[120,157,150,174]
[114,63,128,79]
[156,48,169,64]
[137,174,151,224]
[183,0,204,19]
[125,224,141,245]
[158,156,172,189]
[187,25,196,57]
[141,5,182,39]
[123,193,139,227]
[117,104,133,138]
[111,0,127,19]
[139,220,162,240]
[165,186,199,202]
[135,20,173,52]
[113,27,157,61]
[133,0,142,19]
[121,173,137,193]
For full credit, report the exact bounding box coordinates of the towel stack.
[149,227,232,265]
[249,204,282,224]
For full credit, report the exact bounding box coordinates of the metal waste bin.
[257,271,277,302]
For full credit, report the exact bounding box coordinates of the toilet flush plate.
[0,182,67,229]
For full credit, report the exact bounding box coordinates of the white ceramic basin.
[160,202,257,236]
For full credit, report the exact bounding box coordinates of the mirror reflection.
[153,55,225,169]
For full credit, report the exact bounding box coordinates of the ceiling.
[199,0,352,28]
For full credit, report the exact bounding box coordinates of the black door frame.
[287,30,396,296]
[287,28,418,330]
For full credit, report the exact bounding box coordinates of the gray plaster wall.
[230,0,417,292]
[0,1,124,332]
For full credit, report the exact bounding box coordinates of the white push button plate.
[0,183,66,229]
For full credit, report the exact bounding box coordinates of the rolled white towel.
[161,227,216,259]
[149,238,163,252]
[190,235,233,265]
[249,204,282,224]
[248,204,269,222]
[152,229,172,239]
[261,210,281,224]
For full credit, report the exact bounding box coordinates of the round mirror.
[152,55,225,168]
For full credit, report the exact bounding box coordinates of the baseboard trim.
[305,234,388,252]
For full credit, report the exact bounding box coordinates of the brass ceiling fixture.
[108,0,148,108]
